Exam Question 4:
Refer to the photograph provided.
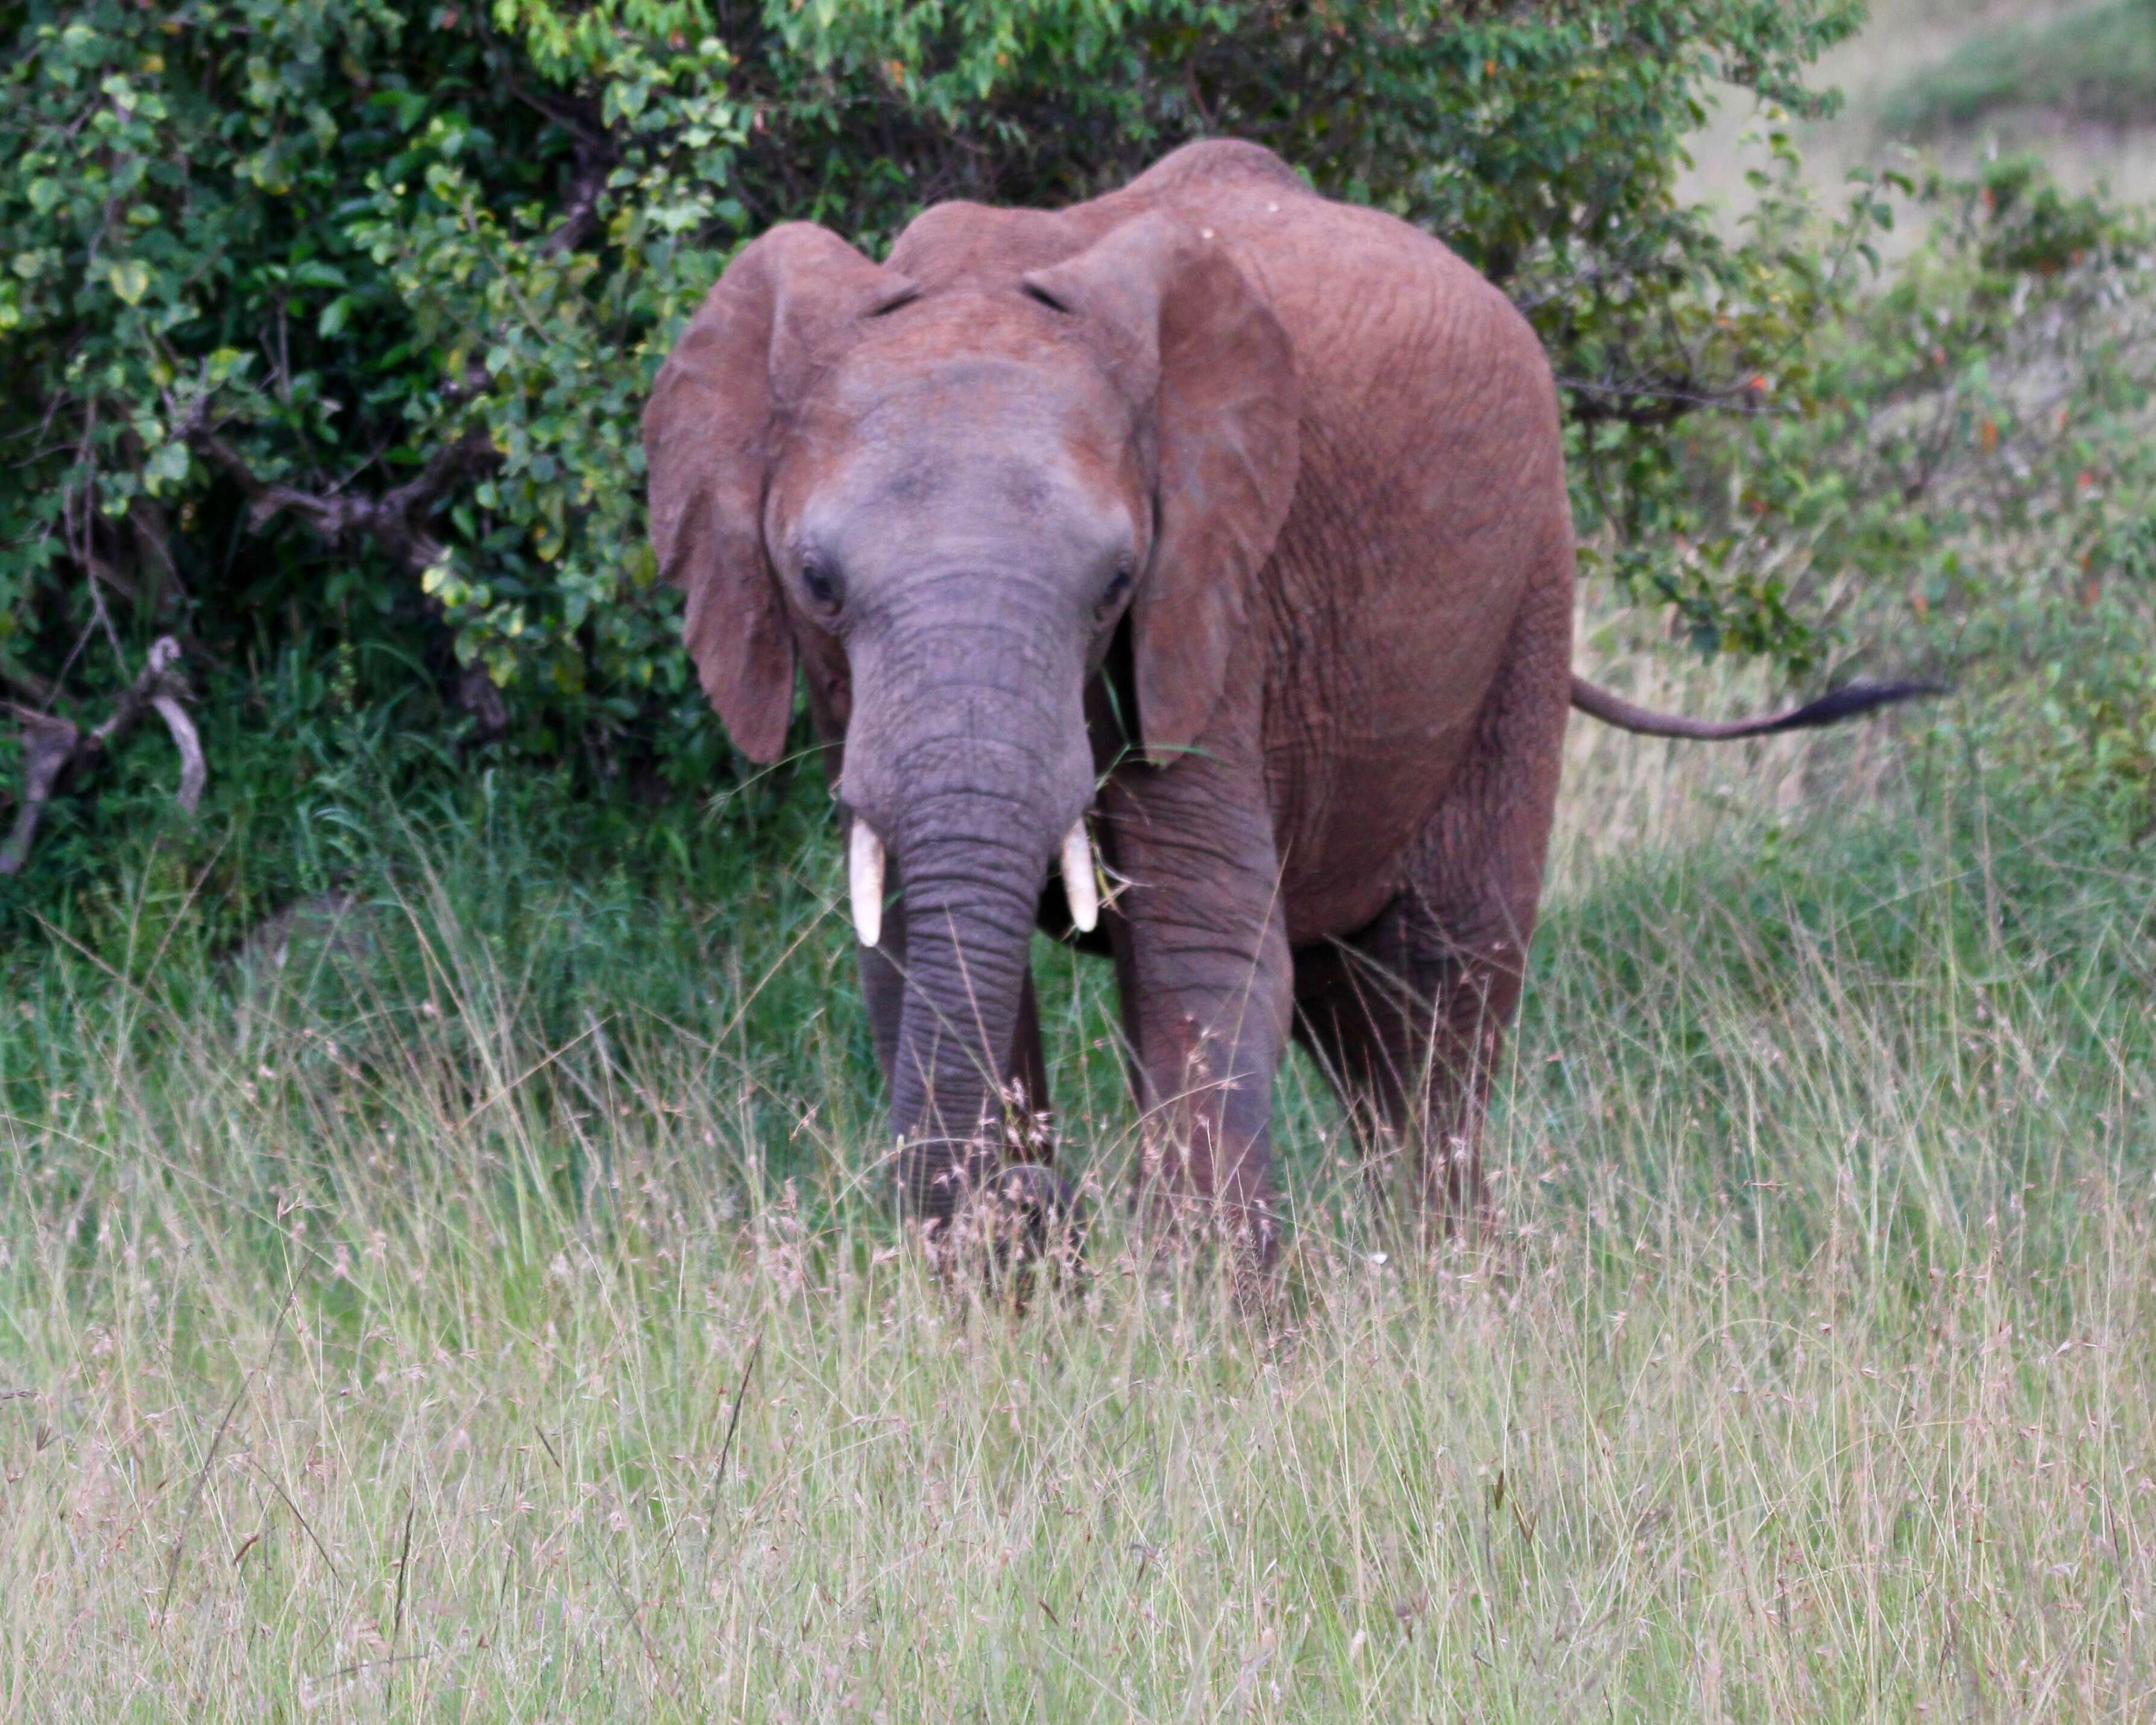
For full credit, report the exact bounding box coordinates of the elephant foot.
[935,1162,1089,1296]
[1130,1159,1282,1266]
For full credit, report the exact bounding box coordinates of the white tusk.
[1059,820,1099,934]
[849,820,886,948]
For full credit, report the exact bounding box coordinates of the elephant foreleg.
[1102,751,1293,1264]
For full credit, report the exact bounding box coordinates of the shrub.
[1674,155,2156,832]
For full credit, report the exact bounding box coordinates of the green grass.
[1883,1,2156,136]
[2,670,2152,1719]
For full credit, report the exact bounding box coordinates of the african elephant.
[643,139,1924,1257]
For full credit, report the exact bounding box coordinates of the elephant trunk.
[885,825,1043,1216]
[840,602,1095,1223]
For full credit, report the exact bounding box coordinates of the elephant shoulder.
[1111,149,1537,370]
[1292,201,1556,418]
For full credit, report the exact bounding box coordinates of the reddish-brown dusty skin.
[644,139,1906,1260]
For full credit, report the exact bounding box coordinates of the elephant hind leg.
[1292,883,1528,1230]
[1290,936,1423,1196]
[1294,578,1570,1229]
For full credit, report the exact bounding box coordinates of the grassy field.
[1684,0,2156,221]
[4,628,2152,1718]
[1880,0,2156,137]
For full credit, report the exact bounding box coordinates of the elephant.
[643,139,1928,1258]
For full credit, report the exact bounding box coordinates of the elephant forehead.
[844,353,1124,435]
[885,201,1091,286]
[786,354,1137,491]
[792,437,1124,548]
[843,289,1101,376]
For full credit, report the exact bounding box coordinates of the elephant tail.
[1569,674,1945,741]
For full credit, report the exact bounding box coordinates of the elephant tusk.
[1059,820,1099,934]
[849,819,886,948]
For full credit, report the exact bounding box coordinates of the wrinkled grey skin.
[643,139,1915,1259]
[798,352,1128,1197]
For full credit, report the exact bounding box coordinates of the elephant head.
[642,208,1299,1219]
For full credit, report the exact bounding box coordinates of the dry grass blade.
[2,603,2149,1718]
[157,1287,293,1629]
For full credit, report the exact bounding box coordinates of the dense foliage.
[0,0,1876,889]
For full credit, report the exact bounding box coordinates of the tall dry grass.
[2,623,2149,1720]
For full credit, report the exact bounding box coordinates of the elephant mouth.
[846,813,1101,950]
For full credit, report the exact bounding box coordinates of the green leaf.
[107,260,150,306]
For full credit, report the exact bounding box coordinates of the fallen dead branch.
[1,635,204,877]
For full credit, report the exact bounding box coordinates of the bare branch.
[128,490,189,616]
[178,418,509,733]
[456,663,509,737]
[0,711,81,877]
[0,665,59,707]
[1560,373,1787,428]
[540,124,619,258]
[491,56,618,258]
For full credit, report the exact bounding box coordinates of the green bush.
[1,0,1871,912]
[1672,155,2156,833]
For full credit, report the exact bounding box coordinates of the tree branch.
[0,664,60,707]
[2,636,201,877]
[540,120,619,258]
[150,692,206,815]
[179,418,509,735]
[0,713,80,877]
[1559,373,1786,428]
[183,418,500,576]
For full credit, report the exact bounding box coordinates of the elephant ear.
[643,224,917,763]
[1023,213,1299,765]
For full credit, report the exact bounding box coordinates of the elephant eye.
[800,558,841,612]
[1096,560,1133,617]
